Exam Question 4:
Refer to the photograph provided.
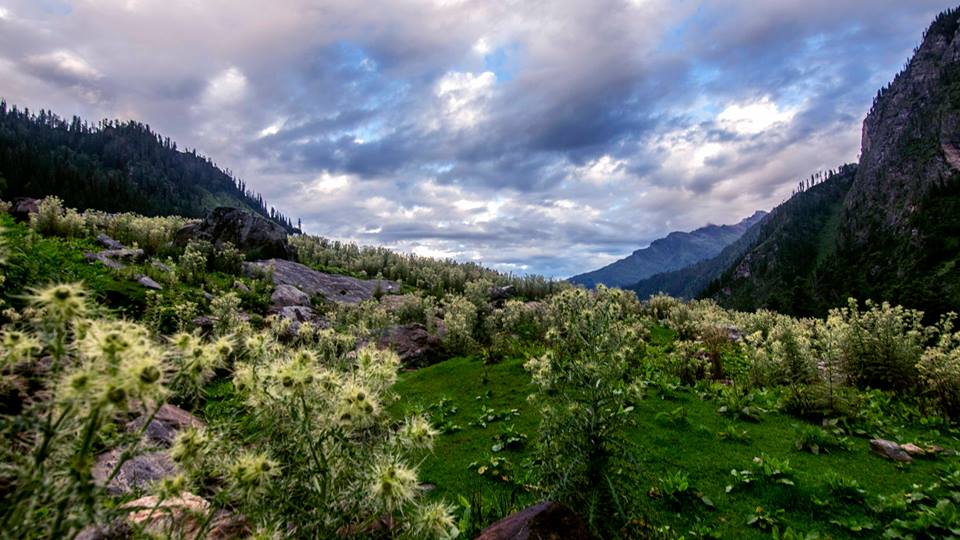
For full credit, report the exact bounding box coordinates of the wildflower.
[28,282,87,321]
[171,427,210,470]
[1,330,42,366]
[409,502,459,540]
[229,451,278,495]
[397,415,437,451]
[336,382,380,429]
[368,456,418,513]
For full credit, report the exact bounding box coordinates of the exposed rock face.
[870,439,913,463]
[246,259,399,305]
[377,323,443,366]
[128,403,205,447]
[175,207,294,260]
[11,197,39,222]
[136,275,163,290]
[96,234,125,250]
[92,448,176,494]
[271,283,311,309]
[475,501,591,540]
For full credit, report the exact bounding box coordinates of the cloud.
[0,0,955,277]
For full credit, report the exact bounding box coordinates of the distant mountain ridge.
[569,210,766,289]
[0,102,298,232]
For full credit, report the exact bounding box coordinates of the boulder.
[136,275,163,290]
[92,448,176,494]
[870,439,913,462]
[123,493,250,540]
[271,284,311,309]
[101,248,145,261]
[84,252,126,270]
[490,285,516,306]
[475,501,591,540]
[377,323,443,367]
[127,403,205,448]
[11,197,39,222]
[246,259,399,305]
[174,207,294,259]
[96,234,126,250]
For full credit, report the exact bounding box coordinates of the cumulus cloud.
[0,0,954,277]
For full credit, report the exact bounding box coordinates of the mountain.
[568,211,766,288]
[0,103,298,232]
[704,7,960,317]
[627,206,772,301]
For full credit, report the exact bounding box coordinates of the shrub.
[917,314,960,418]
[227,343,455,536]
[525,286,646,536]
[178,240,209,284]
[441,294,478,355]
[825,298,929,392]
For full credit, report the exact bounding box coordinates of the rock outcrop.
[11,197,39,222]
[377,323,443,366]
[175,207,294,260]
[246,259,399,305]
[475,501,591,540]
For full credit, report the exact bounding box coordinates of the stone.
[11,197,39,222]
[870,439,913,462]
[234,281,251,293]
[96,234,126,250]
[475,501,591,540]
[377,323,443,367]
[136,275,163,290]
[246,259,399,305]
[75,521,133,540]
[271,283,311,308]
[123,493,250,540]
[490,285,516,306]
[900,443,927,457]
[127,404,205,448]
[92,448,177,494]
[277,305,319,323]
[85,252,126,270]
[101,248,145,261]
[174,207,294,260]
[152,260,173,273]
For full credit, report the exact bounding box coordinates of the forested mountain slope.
[0,103,298,232]
[707,8,960,317]
[569,211,765,288]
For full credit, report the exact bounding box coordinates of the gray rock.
[490,285,516,306]
[174,207,294,259]
[96,234,126,250]
[377,323,443,367]
[11,198,39,223]
[75,521,133,540]
[870,439,913,462]
[136,275,163,290]
[246,259,399,305]
[152,260,173,273]
[93,449,176,494]
[271,284,311,308]
[475,501,591,540]
[100,248,145,261]
[234,281,251,293]
[276,305,319,324]
[84,252,126,270]
[127,404,205,448]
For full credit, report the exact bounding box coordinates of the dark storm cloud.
[0,0,954,277]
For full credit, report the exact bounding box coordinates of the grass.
[391,353,960,538]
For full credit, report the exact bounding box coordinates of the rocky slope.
[568,211,766,288]
[706,8,960,316]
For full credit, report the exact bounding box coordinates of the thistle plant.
[226,339,455,537]
[525,286,646,536]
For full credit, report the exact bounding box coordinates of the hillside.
[0,103,298,232]
[704,8,960,317]
[569,211,766,288]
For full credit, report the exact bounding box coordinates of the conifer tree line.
[0,102,298,232]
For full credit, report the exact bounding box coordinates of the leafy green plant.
[471,405,519,429]
[726,453,795,493]
[655,405,689,427]
[747,506,784,531]
[716,385,765,422]
[652,471,714,510]
[794,424,853,455]
[491,424,527,452]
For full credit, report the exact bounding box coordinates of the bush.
[441,294,478,355]
[825,298,929,392]
[525,286,646,536]
[917,314,960,418]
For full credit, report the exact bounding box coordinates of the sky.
[0,0,954,278]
